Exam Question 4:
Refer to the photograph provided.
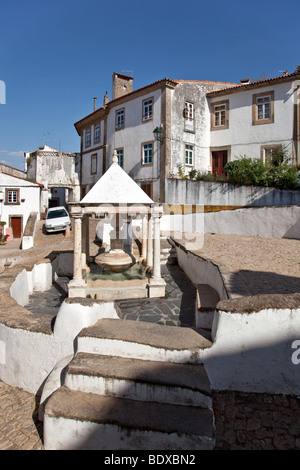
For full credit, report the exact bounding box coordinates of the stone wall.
[165,178,300,206]
[213,391,300,450]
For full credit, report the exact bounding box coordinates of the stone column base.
[68,279,87,298]
[148,277,166,298]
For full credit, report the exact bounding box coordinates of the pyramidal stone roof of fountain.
[80,153,154,205]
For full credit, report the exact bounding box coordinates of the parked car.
[45,206,71,233]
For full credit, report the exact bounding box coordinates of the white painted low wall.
[173,240,300,395]
[174,240,228,301]
[0,253,119,395]
[165,178,300,206]
[204,205,300,239]
[204,308,300,395]
[161,205,300,240]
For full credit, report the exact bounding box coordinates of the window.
[211,100,229,129]
[143,98,153,121]
[261,145,283,165]
[252,91,274,125]
[142,142,153,165]
[116,148,124,168]
[94,125,100,144]
[184,101,194,132]
[257,96,270,120]
[5,189,19,204]
[91,154,97,174]
[115,109,125,130]
[85,129,91,147]
[185,144,194,166]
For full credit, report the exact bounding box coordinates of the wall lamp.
[153,126,164,142]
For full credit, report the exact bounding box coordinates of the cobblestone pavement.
[0,380,43,450]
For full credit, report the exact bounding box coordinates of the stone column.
[148,205,166,298]
[152,211,161,279]
[81,215,90,274]
[146,213,153,268]
[73,217,83,280]
[68,215,86,298]
[141,213,148,261]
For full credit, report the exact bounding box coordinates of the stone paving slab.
[116,264,196,328]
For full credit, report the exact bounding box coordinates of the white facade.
[209,78,299,164]
[0,172,41,238]
[75,75,234,202]
[75,69,300,202]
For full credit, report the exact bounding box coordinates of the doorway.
[212,150,228,177]
[141,182,153,199]
[10,216,22,238]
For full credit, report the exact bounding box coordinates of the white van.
[45,206,71,233]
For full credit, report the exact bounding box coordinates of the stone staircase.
[43,318,216,450]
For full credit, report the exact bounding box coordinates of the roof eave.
[207,71,300,97]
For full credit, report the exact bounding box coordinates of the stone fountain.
[67,151,166,300]
[94,211,135,273]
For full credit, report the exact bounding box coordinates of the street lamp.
[153,126,164,142]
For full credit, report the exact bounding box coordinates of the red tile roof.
[207,70,300,96]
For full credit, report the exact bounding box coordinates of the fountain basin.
[94,249,135,273]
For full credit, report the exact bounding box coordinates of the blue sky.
[0,0,299,170]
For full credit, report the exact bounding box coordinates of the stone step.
[44,386,215,450]
[195,284,220,329]
[65,352,212,408]
[77,318,212,364]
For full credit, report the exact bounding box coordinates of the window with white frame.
[142,142,153,165]
[5,189,19,204]
[116,148,124,168]
[142,98,153,121]
[261,144,283,165]
[185,144,194,166]
[85,129,91,147]
[253,91,274,125]
[215,104,226,126]
[211,100,229,129]
[257,96,270,119]
[94,125,100,144]
[184,101,194,131]
[115,109,125,129]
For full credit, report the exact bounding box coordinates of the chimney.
[240,78,251,85]
[103,91,109,105]
[112,72,133,100]
[93,97,97,111]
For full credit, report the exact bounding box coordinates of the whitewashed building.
[208,68,300,175]
[74,73,236,202]
[0,165,41,238]
[74,68,300,202]
[25,145,81,214]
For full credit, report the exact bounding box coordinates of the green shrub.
[265,162,298,189]
[188,169,197,180]
[225,158,267,186]
[225,153,298,190]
